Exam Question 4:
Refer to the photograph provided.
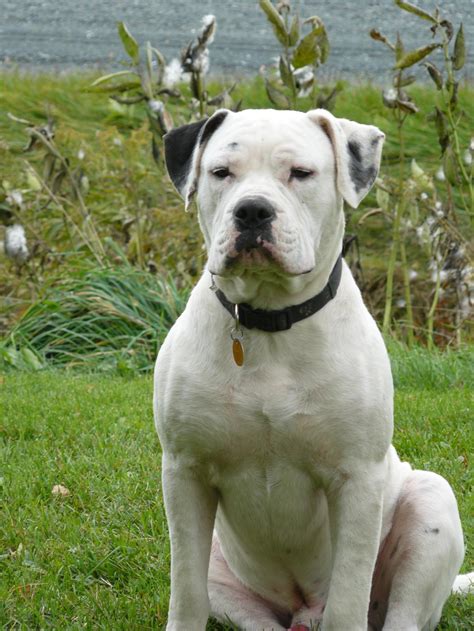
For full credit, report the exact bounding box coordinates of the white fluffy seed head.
[164,58,185,87]
[4,224,29,264]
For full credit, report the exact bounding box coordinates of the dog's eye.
[290,168,313,181]
[212,167,231,179]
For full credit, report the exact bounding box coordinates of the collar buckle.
[273,308,293,332]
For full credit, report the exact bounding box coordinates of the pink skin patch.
[289,625,310,631]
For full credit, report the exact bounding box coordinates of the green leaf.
[318,27,330,64]
[394,0,437,24]
[90,70,138,88]
[395,33,404,62]
[429,106,450,153]
[293,26,324,69]
[150,46,165,70]
[259,0,288,47]
[443,146,459,185]
[117,21,140,64]
[88,79,142,94]
[111,94,146,105]
[395,43,441,69]
[279,55,294,90]
[393,74,416,88]
[144,42,155,97]
[21,347,44,370]
[376,186,390,212]
[450,81,459,108]
[265,80,291,109]
[0,345,19,366]
[150,46,166,84]
[424,62,443,89]
[145,42,153,81]
[289,15,299,47]
[411,159,434,191]
[452,23,465,71]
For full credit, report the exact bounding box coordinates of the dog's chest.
[166,358,353,484]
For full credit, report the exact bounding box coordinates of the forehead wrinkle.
[203,142,250,170]
[203,112,334,171]
[271,143,308,164]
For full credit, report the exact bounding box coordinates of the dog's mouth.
[208,225,315,278]
[235,227,274,253]
[226,232,277,269]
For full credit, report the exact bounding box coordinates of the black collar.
[213,254,343,333]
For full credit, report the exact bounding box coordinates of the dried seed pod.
[425,62,443,90]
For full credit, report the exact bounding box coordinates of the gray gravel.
[0,0,472,80]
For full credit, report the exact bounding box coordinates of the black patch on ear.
[347,140,376,194]
[164,119,207,194]
[199,110,228,146]
[164,111,229,195]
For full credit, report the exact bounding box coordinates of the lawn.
[1,346,473,629]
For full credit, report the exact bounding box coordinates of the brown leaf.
[396,99,419,114]
[52,484,70,497]
[440,20,454,42]
[369,29,394,50]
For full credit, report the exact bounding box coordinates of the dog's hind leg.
[208,537,289,631]
[369,470,464,631]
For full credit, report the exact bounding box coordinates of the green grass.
[1,346,472,629]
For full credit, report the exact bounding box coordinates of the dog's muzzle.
[232,196,276,252]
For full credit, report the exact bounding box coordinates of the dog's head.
[165,109,384,282]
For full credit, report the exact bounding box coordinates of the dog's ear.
[308,109,385,209]
[164,109,229,209]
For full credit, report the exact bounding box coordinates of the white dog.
[154,108,468,631]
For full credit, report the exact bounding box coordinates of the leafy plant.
[370,0,472,347]
[89,21,179,165]
[2,112,106,268]
[259,0,340,110]
[90,16,239,145]
[180,15,240,117]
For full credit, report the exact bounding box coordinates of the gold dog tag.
[232,338,244,366]
[231,304,244,366]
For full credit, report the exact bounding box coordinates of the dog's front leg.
[162,452,218,631]
[322,464,385,631]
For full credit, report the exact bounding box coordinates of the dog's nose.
[233,197,276,231]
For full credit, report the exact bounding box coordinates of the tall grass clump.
[2,266,189,373]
